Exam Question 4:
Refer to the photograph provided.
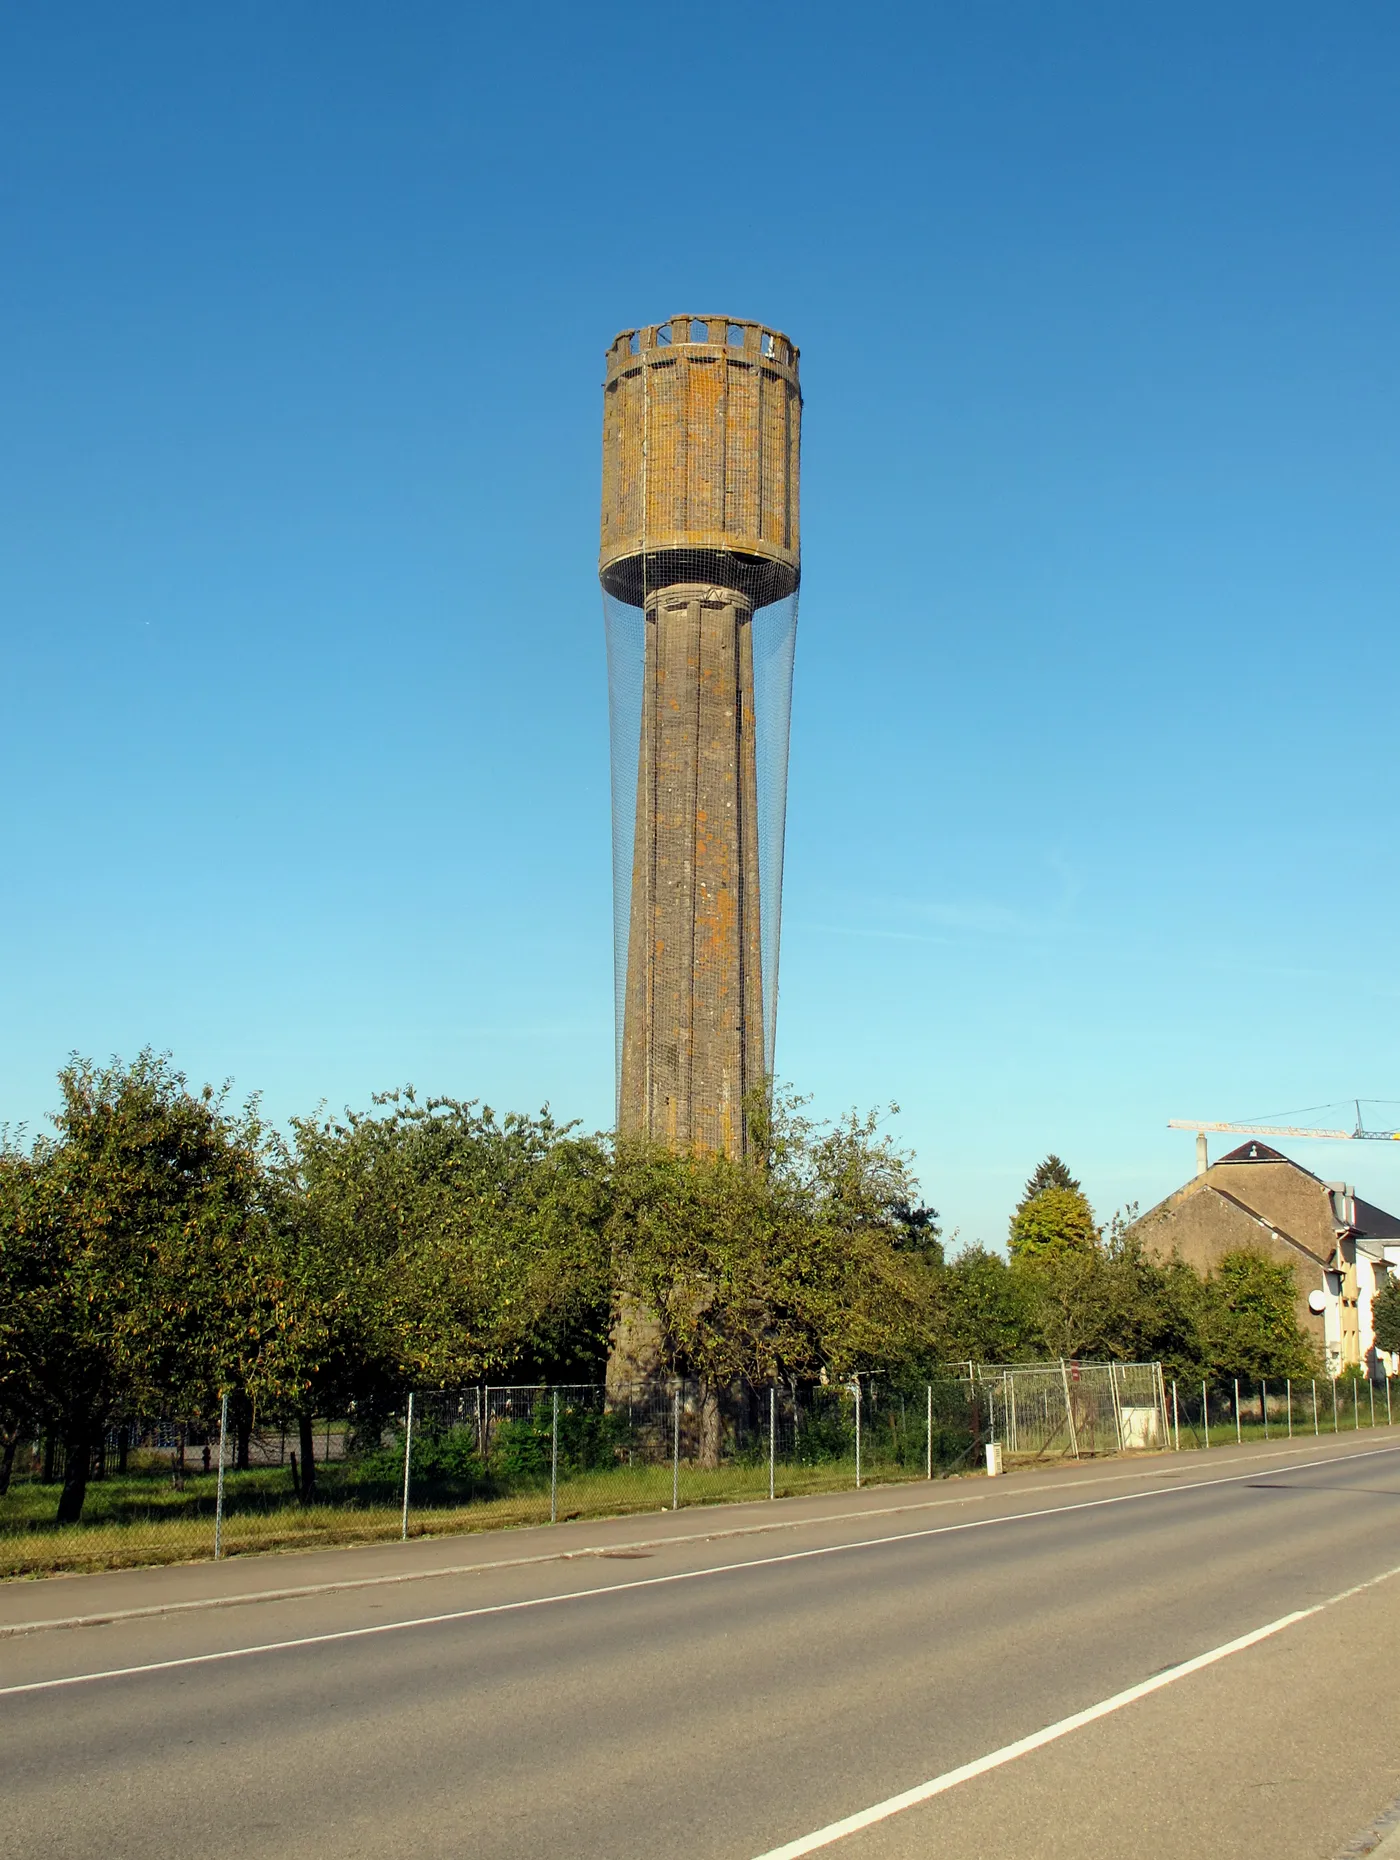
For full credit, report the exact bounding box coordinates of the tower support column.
[619,582,765,1159]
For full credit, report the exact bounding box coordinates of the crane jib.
[1166,1120,1400,1141]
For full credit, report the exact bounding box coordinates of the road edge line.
[750,1562,1400,1859]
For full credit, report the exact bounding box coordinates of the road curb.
[1335,1794,1400,1858]
[0,1488,984,1639]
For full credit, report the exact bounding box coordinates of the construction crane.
[1169,1103,1400,1174]
[1168,1103,1400,1142]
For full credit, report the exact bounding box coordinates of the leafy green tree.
[1094,1237,1208,1379]
[1374,1275,1400,1357]
[938,1246,1042,1364]
[1009,1185,1099,1263]
[755,1098,940,1377]
[1026,1231,1207,1373]
[608,1099,939,1464]
[0,1053,275,1522]
[1019,1247,1099,1357]
[1198,1250,1319,1381]
[887,1197,944,1266]
[0,1145,50,1494]
[282,1090,610,1495]
[607,1141,787,1394]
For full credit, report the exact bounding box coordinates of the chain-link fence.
[974,1359,1169,1459]
[1165,1372,1397,1447]
[0,1358,1237,1579]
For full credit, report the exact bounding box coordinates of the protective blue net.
[750,591,799,1079]
[603,588,645,1104]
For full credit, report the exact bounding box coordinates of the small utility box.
[986,1442,1004,1477]
[1118,1407,1160,1450]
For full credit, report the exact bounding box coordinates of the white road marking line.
[750,1558,1400,1859]
[3,1443,1396,1701]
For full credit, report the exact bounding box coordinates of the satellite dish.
[1308,1289,1328,1314]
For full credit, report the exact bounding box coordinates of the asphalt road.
[4,1434,1400,1860]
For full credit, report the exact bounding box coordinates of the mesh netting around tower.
[603,586,645,1099]
[751,590,798,1079]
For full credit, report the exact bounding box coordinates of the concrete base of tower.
[603,1297,725,1470]
[604,1295,669,1411]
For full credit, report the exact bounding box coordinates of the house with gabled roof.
[1127,1141,1400,1376]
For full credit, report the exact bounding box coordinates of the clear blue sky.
[4,4,1400,1246]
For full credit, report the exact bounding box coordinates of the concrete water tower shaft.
[600,316,802,1158]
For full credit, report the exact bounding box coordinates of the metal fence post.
[1354,1380,1360,1430]
[550,1389,559,1524]
[672,1388,680,1511]
[1108,1361,1125,1454]
[1172,1380,1180,1451]
[1060,1359,1081,1459]
[1388,1376,1393,1426]
[1261,1379,1269,1439]
[1234,1378,1241,1444]
[1369,1379,1376,1428]
[854,1379,862,1489]
[1202,1379,1209,1449]
[1286,1377,1292,1438]
[926,1384,933,1480]
[400,1392,414,1541]
[768,1386,776,1501]
[213,1389,229,1561]
[1312,1379,1319,1435]
[1332,1377,1339,1431]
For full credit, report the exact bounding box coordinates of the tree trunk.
[297,1411,317,1503]
[697,1379,722,1471]
[233,1390,253,1471]
[0,1423,20,1496]
[55,1420,91,1524]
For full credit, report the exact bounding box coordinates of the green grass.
[0,1451,943,1580]
[1171,1392,1396,1449]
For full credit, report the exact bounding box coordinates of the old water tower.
[600,316,802,1158]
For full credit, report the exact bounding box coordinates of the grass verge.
[0,1457,936,1580]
